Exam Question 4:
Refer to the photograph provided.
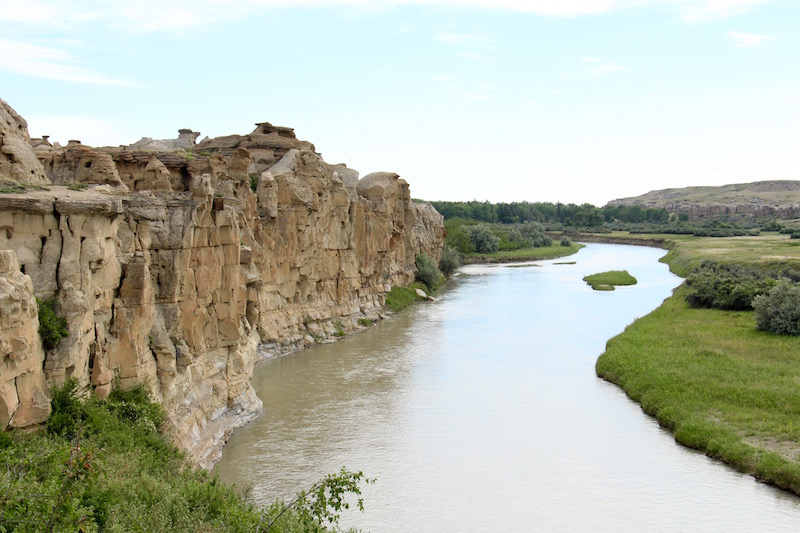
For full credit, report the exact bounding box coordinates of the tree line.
[429,200,669,226]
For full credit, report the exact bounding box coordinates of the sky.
[0,0,797,206]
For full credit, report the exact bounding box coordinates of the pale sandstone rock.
[0,99,49,185]
[0,250,50,429]
[0,100,444,467]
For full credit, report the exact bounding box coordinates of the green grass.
[464,242,584,263]
[583,270,637,291]
[597,282,800,494]
[0,181,50,194]
[384,283,427,313]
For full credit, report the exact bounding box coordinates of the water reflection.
[215,244,800,531]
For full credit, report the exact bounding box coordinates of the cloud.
[435,32,494,46]
[727,30,776,48]
[0,38,133,86]
[565,57,627,78]
[0,0,775,34]
[670,0,772,22]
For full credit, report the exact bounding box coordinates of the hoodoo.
[0,98,444,467]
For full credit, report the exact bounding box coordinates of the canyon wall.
[0,98,444,467]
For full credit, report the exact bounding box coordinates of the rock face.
[0,99,49,185]
[608,181,800,222]
[0,100,444,468]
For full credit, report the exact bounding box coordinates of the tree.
[465,224,499,254]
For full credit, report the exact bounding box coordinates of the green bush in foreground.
[1,381,370,532]
[685,262,775,311]
[753,279,800,335]
[583,270,637,291]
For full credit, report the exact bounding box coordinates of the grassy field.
[593,231,800,495]
[583,270,637,291]
[464,242,584,263]
[576,230,800,276]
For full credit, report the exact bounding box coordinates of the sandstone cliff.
[0,98,444,467]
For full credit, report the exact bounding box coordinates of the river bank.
[591,231,800,495]
[461,241,584,264]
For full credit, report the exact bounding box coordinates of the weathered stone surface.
[38,144,127,189]
[0,98,48,184]
[0,250,50,429]
[0,100,444,468]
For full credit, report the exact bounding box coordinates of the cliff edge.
[0,98,444,467]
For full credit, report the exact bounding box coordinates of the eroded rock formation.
[0,98,444,467]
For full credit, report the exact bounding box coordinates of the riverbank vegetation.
[592,230,800,495]
[0,379,369,532]
[583,270,637,291]
[596,285,800,493]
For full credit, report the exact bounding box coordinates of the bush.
[685,262,775,311]
[47,377,88,438]
[753,279,800,335]
[517,221,552,247]
[439,245,461,277]
[415,253,443,291]
[465,224,499,254]
[560,237,572,247]
[37,296,68,351]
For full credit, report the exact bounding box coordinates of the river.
[214,243,800,531]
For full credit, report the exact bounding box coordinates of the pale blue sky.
[1,0,797,205]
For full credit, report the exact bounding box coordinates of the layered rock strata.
[0,98,444,467]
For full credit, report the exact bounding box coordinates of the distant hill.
[607,180,800,221]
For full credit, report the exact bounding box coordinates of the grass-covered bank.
[597,286,800,493]
[462,241,584,263]
[594,232,800,495]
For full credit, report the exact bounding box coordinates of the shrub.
[753,279,800,335]
[249,173,259,192]
[791,232,800,240]
[685,262,775,311]
[518,221,552,247]
[465,224,499,254]
[47,378,89,438]
[439,245,461,277]
[415,253,443,291]
[560,237,572,247]
[37,296,69,351]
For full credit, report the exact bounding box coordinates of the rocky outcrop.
[0,250,51,429]
[0,100,444,468]
[608,181,800,222]
[1,99,49,185]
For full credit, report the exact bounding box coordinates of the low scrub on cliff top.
[0,380,369,532]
